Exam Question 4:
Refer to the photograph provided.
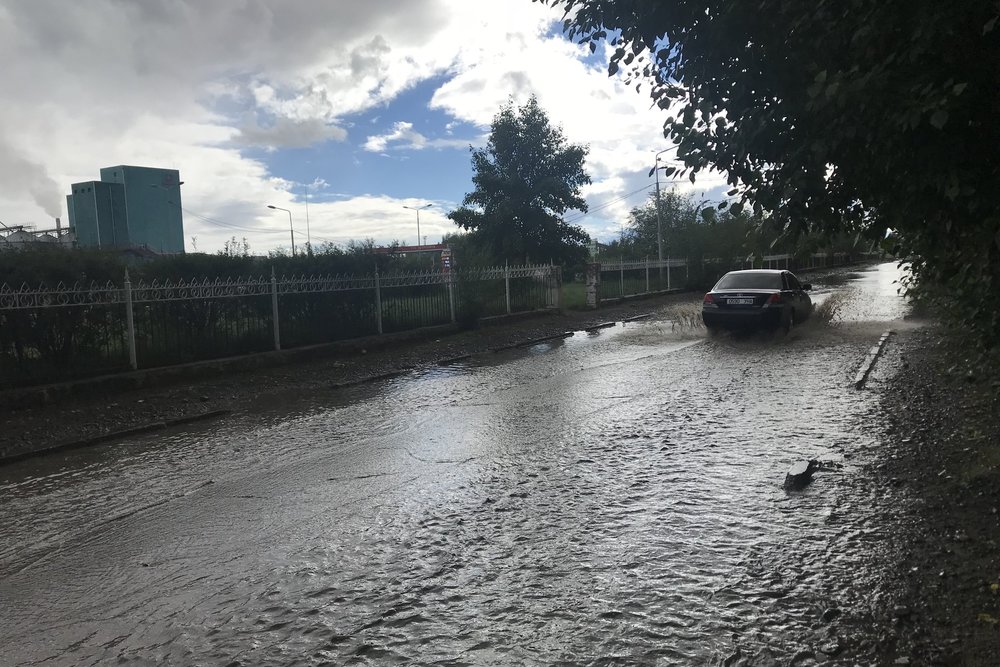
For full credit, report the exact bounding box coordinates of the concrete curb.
[0,409,231,467]
[0,324,462,410]
[491,331,574,353]
[854,331,894,390]
[584,321,618,333]
[329,367,415,390]
[514,331,575,348]
[436,354,473,365]
[597,288,686,307]
[0,310,566,410]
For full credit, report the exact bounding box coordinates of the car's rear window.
[714,272,782,290]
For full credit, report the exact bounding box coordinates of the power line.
[566,176,711,224]
[181,207,285,235]
[179,205,352,250]
[565,184,654,223]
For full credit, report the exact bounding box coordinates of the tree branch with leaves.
[544,0,1000,345]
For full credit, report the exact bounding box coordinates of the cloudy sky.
[0,0,727,254]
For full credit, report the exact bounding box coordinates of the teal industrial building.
[66,165,184,254]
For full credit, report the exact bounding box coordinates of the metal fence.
[596,258,689,301]
[589,252,883,307]
[698,252,883,284]
[0,264,560,388]
[701,252,861,273]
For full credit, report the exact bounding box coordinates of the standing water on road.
[0,264,912,665]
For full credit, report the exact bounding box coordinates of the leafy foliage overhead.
[449,95,592,265]
[544,0,1000,343]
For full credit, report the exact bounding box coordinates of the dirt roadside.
[865,326,1000,665]
[0,293,696,463]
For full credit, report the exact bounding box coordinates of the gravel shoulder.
[866,326,1000,664]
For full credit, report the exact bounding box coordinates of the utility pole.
[403,203,433,246]
[267,205,295,256]
[653,148,676,282]
[654,163,664,270]
[303,184,312,254]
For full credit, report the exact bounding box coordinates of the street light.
[267,205,295,256]
[651,147,679,279]
[403,203,432,247]
[302,183,312,254]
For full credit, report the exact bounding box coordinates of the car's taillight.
[766,293,781,305]
[703,293,715,304]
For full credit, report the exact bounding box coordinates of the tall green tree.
[545,0,1000,344]
[624,189,752,261]
[449,96,592,265]
[624,189,703,258]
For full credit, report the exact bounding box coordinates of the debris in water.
[784,459,819,490]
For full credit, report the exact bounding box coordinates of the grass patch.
[562,282,589,310]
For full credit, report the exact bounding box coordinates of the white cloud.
[364,122,427,152]
[235,117,348,150]
[363,121,475,153]
[262,195,455,251]
[0,0,731,254]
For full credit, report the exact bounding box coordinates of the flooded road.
[1,264,912,665]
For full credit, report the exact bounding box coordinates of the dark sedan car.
[702,269,812,333]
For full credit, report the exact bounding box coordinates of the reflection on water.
[822,261,911,323]
[0,264,913,665]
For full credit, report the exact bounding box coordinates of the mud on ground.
[866,327,1000,664]
[0,295,695,462]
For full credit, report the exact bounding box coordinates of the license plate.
[727,298,754,305]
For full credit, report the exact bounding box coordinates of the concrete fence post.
[270,267,281,351]
[123,270,138,370]
[620,261,625,296]
[645,257,650,293]
[505,261,511,314]
[374,266,384,335]
[447,270,456,323]
[586,262,600,309]
[667,257,672,290]
[551,264,562,309]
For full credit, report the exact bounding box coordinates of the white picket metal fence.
[0,264,560,387]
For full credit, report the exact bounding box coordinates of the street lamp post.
[403,203,433,247]
[267,205,295,256]
[303,184,312,254]
[652,147,678,281]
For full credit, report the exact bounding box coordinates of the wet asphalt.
[0,264,913,665]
